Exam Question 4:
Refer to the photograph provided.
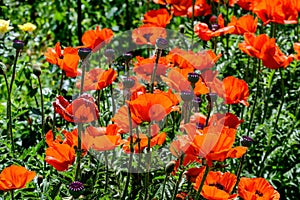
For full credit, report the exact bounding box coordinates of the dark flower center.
[143,33,153,42]
[255,190,263,197]
[209,182,225,191]
[69,181,84,191]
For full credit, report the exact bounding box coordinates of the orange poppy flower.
[81,125,122,151]
[239,33,294,69]
[201,69,224,95]
[143,8,172,28]
[44,42,80,77]
[194,14,235,41]
[111,105,139,133]
[0,165,36,192]
[187,0,211,18]
[222,76,249,106]
[132,24,167,45]
[133,55,170,82]
[45,143,76,171]
[227,15,258,35]
[238,177,280,200]
[53,94,99,123]
[81,26,114,51]
[167,48,222,70]
[76,68,117,91]
[211,113,244,129]
[127,93,177,123]
[253,0,298,25]
[185,166,206,183]
[293,42,300,60]
[194,170,237,200]
[236,0,255,11]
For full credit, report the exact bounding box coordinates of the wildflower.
[44,42,80,77]
[53,94,99,123]
[143,8,172,28]
[112,105,139,133]
[81,26,114,52]
[0,165,36,191]
[222,76,249,106]
[194,170,238,200]
[227,15,258,35]
[76,68,117,91]
[132,24,167,45]
[238,177,280,200]
[18,22,37,32]
[0,19,13,36]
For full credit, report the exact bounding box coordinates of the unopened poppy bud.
[13,40,24,50]
[32,64,41,77]
[179,24,185,34]
[123,77,135,89]
[69,181,84,198]
[123,52,133,63]
[165,160,176,174]
[206,93,218,102]
[211,24,219,31]
[104,48,115,59]
[188,72,200,84]
[78,48,92,60]
[181,90,194,102]
[209,15,218,24]
[241,135,253,147]
[193,96,202,106]
[156,38,168,50]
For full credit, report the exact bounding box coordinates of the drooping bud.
[123,52,133,63]
[156,38,168,50]
[241,136,253,147]
[179,24,185,34]
[32,64,41,77]
[165,160,176,174]
[78,48,92,60]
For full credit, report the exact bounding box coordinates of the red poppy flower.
[185,166,206,183]
[222,76,249,106]
[127,93,177,123]
[82,26,114,51]
[133,55,170,82]
[44,42,80,77]
[143,8,172,28]
[253,0,298,25]
[53,94,99,123]
[167,48,222,70]
[45,143,76,171]
[76,68,117,91]
[111,105,139,133]
[227,15,258,35]
[132,24,167,45]
[236,0,255,11]
[201,69,224,95]
[238,177,280,200]
[293,42,300,60]
[187,0,211,18]
[239,33,294,69]
[0,165,36,192]
[211,113,244,129]
[194,14,235,41]
[81,125,122,151]
[194,170,237,200]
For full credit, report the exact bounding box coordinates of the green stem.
[161,174,169,200]
[9,50,20,95]
[10,190,14,200]
[261,70,275,124]
[172,169,184,200]
[195,165,210,200]
[275,68,285,127]
[79,61,85,95]
[58,71,64,95]
[233,154,245,193]
[150,49,162,93]
[104,151,109,192]
[74,124,82,180]
[37,75,45,136]
[191,0,196,49]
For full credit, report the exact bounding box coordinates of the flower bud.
[188,72,200,84]
[211,24,219,32]
[69,181,84,198]
[123,52,133,63]
[241,136,253,147]
[193,96,202,107]
[104,48,115,59]
[179,24,185,34]
[165,160,176,174]
[32,64,41,77]
[78,48,92,60]
[13,40,24,50]
[123,77,135,89]
[180,90,194,102]
[156,38,168,50]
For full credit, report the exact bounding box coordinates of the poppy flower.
[167,48,222,71]
[239,33,294,69]
[76,68,117,91]
[143,8,172,28]
[53,94,99,123]
[111,105,139,133]
[132,24,167,45]
[44,42,80,77]
[187,0,211,18]
[81,26,114,51]
[133,55,170,82]
[227,15,258,35]
[293,42,300,60]
[201,69,224,95]
[45,143,76,171]
[81,125,122,151]
[194,170,237,200]
[211,113,244,129]
[236,0,255,11]
[185,166,206,183]
[253,0,298,25]
[238,177,280,200]
[194,14,235,41]
[127,93,177,123]
[0,165,36,192]
[222,76,249,106]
